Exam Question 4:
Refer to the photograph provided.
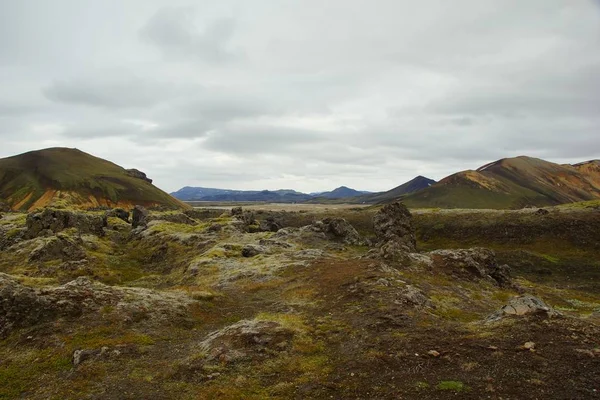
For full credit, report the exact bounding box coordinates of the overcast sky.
[1,0,599,193]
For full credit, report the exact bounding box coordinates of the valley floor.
[0,204,599,399]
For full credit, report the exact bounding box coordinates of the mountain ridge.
[401,156,600,209]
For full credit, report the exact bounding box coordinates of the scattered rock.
[311,218,362,245]
[199,319,295,363]
[429,248,512,287]
[397,285,432,308]
[535,208,550,216]
[427,350,441,357]
[72,345,134,367]
[132,205,149,228]
[487,294,560,322]
[125,168,152,183]
[241,244,266,257]
[521,341,536,351]
[25,208,107,238]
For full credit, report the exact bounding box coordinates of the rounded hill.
[0,147,187,211]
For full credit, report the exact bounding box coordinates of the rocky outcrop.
[373,202,416,251]
[28,235,86,262]
[199,319,295,363]
[0,274,195,337]
[429,247,512,287]
[259,216,282,232]
[311,218,362,245]
[25,208,107,238]
[487,294,560,322]
[370,202,416,262]
[105,208,130,223]
[132,205,149,228]
[125,168,152,183]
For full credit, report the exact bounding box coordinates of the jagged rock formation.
[0,274,194,337]
[125,168,152,183]
[132,205,149,228]
[310,217,362,245]
[25,208,107,238]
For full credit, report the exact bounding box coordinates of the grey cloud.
[140,8,240,63]
[202,124,325,154]
[1,0,600,193]
[43,75,177,109]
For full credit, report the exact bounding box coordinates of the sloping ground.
[0,148,187,211]
[402,156,600,209]
[0,206,599,399]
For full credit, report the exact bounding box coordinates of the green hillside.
[400,156,600,209]
[0,147,187,211]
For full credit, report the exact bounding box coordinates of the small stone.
[522,341,536,351]
[427,350,440,357]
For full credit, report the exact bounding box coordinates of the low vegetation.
[0,203,599,399]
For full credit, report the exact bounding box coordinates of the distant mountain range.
[2,148,599,211]
[170,186,371,202]
[0,148,187,211]
[172,156,600,209]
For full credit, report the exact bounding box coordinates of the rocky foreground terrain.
[0,203,599,399]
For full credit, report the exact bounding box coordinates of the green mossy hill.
[401,156,600,209]
[0,147,188,211]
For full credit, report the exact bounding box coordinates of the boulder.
[25,209,107,238]
[132,205,149,228]
[311,218,362,245]
[372,202,416,252]
[487,294,560,322]
[199,319,295,363]
[241,244,266,257]
[429,247,512,287]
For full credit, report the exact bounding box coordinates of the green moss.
[0,349,71,399]
[436,380,469,392]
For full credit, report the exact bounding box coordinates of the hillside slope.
[0,148,187,211]
[402,156,600,209]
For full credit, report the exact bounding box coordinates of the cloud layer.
[1,0,599,193]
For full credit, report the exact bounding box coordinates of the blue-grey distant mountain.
[170,187,312,202]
